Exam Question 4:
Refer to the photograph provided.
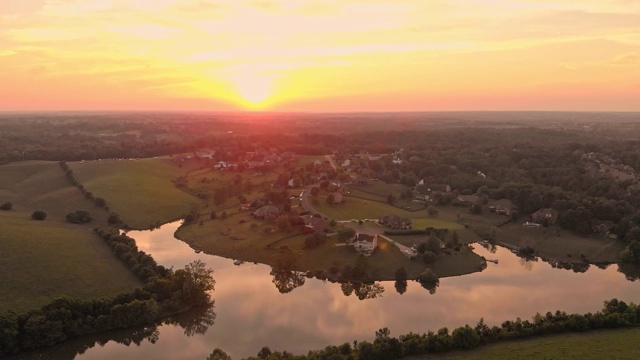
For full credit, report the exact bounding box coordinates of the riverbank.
[175,211,486,281]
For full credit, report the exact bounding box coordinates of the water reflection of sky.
[51,222,640,359]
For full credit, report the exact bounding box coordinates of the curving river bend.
[11,221,640,360]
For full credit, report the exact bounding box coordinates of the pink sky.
[1,0,639,112]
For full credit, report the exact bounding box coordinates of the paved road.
[299,187,320,216]
[325,154,337,171]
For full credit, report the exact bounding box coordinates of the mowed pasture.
[0,161,109,223]
[411,328,640,360]
[0,211,141,314]
[69,158,200,229]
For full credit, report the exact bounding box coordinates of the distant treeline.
[240,298,640,360]
[0,228,214,357]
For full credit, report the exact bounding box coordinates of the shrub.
[0,202,12,210]
[31,210,47,220]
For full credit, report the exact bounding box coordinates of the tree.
[326,193,335,205]
[107,213,121,225]
[337,227,356,242]
[393,267,408,293]
[352,254,371,281]
[210,211,217,220]
[270,267,306,294]
[31,210,47,221]
[182,260,215,305]
[394,279,407,295]
[422,251,438,264]
[448,231,460,249]
[394,267,408,282]
[0,202,12,211]
[207,348,231,360]
[387,194,396,204]
[375,327,391,341]
[452,325,480,349]
[427,206,439,217]
[257,346,272,359]
[426,236,442,254]
[417,269,439,294]
[94,197,106,207]
[66,210,92,224]
[470,203,482,214]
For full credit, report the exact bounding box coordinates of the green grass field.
[69,158,200,229]
[495,223,624,263]
[411,328,640,360]
[314,197,422,220]
[0,211,141,314]
[0,161,109,224]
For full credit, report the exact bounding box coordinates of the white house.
[342,159,351,167]
[353,233,378,256]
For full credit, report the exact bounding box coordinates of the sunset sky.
[1,0,639,112]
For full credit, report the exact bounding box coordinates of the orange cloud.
[1,0,639,111]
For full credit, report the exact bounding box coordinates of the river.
[11,221,640,360]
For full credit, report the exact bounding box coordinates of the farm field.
[0,161,110,224]
[0,211,141,313]
[69,158,200,229]
[411,328,640,360]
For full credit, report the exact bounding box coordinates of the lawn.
[0,211,141,314]
[411,218,465,231]
[296,155,329,165]
[495,223,624,263]
[313,197,423,221]
[176,211,484,280]
[411,328,640,360]
[69,158,201,229]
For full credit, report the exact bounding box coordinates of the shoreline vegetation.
[0,228,214,357]
[232,299,640,360]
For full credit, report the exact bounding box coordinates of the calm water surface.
[13,221,640,359]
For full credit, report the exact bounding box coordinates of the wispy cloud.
[1,0,639,111]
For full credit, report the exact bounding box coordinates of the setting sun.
[228,74,275,110]
[0,0,639,111]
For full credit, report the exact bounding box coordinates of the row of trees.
[58,161,123,226]
[239,298,640,360]
[0,229,214,357]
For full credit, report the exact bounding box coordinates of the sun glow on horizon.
[228,74,276,110]
[1,0,639,111]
